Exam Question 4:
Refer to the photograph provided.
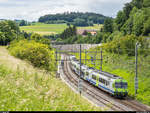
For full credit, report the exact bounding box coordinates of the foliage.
[30,33,51,49]
[0,20,20,45]
[38,12,110,26]
[60,26,77,39]
[142,17,150,36]
[103,18,113,33]
[19,20,30,26]
[115,11,126,31]
[115,0,150,36]
[8,40,55,71]
[103,35,149,56]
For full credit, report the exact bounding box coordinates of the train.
[69,55,128,98]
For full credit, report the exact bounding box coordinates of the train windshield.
[115,82,128,89]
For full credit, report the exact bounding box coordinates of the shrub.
[30,33,52,49]
[8,40,55,71]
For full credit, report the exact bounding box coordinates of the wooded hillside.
[38,12,110,26]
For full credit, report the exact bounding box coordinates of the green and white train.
[70,55,128,98]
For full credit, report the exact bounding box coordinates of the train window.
[123,82,128,89]
[86,72,89,76]
[103,79,106,84]
[106,81,110,86]
[99,78,102,83]
[92,75,96,80]
[115,82,121,88]
[101,79,103,83]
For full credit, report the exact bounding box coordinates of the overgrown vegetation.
[103,35,149,56]
[8,40,55,71]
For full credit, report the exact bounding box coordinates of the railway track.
[60,54,150,111]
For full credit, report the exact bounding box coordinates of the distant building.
[77,29,98,36]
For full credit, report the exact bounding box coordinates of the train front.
[113,79,128,98]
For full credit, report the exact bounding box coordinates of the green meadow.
[78,24,103,30]
[20,23,68,35]
[20,23,103,35]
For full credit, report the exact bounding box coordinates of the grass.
[20,23,68,35]
[0,46,103,111]
[20,23,103,35]
[78,24,103,30]
[73,47,150,106]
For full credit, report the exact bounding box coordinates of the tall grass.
[0,64,102,111]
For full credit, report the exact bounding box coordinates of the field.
[0,46,103,111]
[20,23,68,35]
[78,24,103,30]
[20,23,103,35]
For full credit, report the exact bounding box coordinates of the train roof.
[88,67,122,79]
[96,70,122,79]
[71,56,122,79]
[81,64,88,69]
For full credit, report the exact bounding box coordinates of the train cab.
[113,79,128,98]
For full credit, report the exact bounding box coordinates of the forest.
[38,12,110,26]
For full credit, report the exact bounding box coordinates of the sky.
[0,0,132,22]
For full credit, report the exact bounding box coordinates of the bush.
[30,33,51,49]
[8,40,55,71]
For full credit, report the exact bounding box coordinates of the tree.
[19,20,27,26]
[73,18,88,26]
[60,26,77,39]
[131,0,143,9]
[72,25,77,36]
[123,3,133,20]
[142,17,150,36]
[132,10,146,36]
[103,18,113,33]
[143,0,150,7]
[115,11,126,31]
[82,30,88,35]
[121,16,133,35]
[0,20,20,45]
[38,12,109,26]
[67,23,70,27]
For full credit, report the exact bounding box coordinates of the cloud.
[0,0,132,21]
